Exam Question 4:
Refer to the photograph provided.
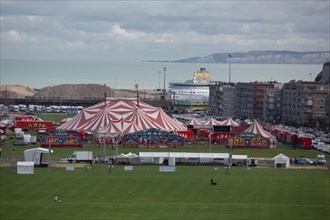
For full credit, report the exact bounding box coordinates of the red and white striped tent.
[98,118,142,134]
[185,118,204,127]
[57,98,187,134]
[243,120,276,147]
[220,118,239,127]
[203,117,223,126]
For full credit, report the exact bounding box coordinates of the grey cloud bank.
[1,1,329,61]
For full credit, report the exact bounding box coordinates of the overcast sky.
[1,0,329,61]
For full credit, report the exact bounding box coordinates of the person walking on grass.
[54,195,61,204]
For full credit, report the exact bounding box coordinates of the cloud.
[3,30,26,43]
[0,1,329,61]
[26,16,43,21]
[111,24,147,40]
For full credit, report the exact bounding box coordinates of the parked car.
[296,157,314,165]
[316,155,326,165]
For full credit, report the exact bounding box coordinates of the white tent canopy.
[116,153,128,159]
[126,152,139,159]
[139,152,246,160]
[273,154,290,168]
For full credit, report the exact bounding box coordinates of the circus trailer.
[273,128,284,141]
[40,131,82,148]
[278,130,288,143]
[226,133,272,149]
[296,134,313,149]
[285,131,297,144]
[15,121,54,131]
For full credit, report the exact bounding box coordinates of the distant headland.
[149,50,330,64]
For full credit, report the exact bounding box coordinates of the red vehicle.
[15,121,54,130]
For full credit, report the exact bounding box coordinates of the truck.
[67,151,93,163]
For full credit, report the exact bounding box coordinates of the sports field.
[0,164,329,220]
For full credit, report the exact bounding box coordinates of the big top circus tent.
[57,98,187,134]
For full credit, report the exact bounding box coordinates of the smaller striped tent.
[243,120,276,147]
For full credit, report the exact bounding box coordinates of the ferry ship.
[169,68,213,109]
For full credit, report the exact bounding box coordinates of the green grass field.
[0,165,329,220]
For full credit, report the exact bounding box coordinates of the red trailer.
[285,131,296,144]
[297,134,313,149]
[15,121,54,130]
[273,127,312,149]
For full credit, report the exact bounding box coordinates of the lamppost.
[12,142,15,167]
[163,67,166,91]
[163,67,167,100]
[226,143,232,175]
[158,71,161,90]
[208,132,213,153]
[228,54,232,83]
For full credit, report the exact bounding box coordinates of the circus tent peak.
[203,117,223,126]
[220,117,239,127]
[243,120,275,139]
[185,117,203,126]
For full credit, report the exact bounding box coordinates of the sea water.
[0,59,322,89]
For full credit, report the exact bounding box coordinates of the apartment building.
[235,82,276,121]
[220,85,236,118]
[208,82,222,115]
[263,85,282,123]
[282,80,330,127]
